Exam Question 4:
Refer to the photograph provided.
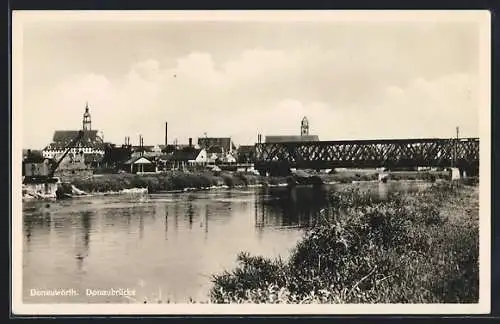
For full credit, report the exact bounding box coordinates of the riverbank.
[69,170,450,194]
[208,181,479,304]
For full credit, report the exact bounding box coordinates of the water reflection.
[22,182,430,303]
[164,208,169,241]
[75,211,92,270]
[255,185,329,229]
[378,182,389,200]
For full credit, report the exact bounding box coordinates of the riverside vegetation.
[208,180,479,304]
[70,170,450,193]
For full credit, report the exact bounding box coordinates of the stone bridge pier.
[459,166,479,178]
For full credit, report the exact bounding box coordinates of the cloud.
[23,47,479,148]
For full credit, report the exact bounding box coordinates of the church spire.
[301,116,309,136]
[83,102,92,131]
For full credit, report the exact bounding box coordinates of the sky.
[18,12,483,149]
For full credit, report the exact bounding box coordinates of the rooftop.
[198,137,236,152]
[171,147,203,161]
[264,135,320,143]
[45,130,105,150]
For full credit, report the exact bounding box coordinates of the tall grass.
[324,170,449,184]
[71,171,262,193]
[209,182,479,303]
[71,169,447,194]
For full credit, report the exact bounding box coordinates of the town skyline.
[20,12,481,149]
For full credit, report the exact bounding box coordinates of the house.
[43,130,106,159]
[161,144,177,154]
[123,156,157,174]
[101,144,132,169]
[84,153,104,169]
[206,145,238,164]
[169,147,208,170]
[53,151,93,181]
[206,145,225,163]
[224,153,236,163]
[131,145,155,158]
[23,150,51,178]
[155,154,173,171]
[263,116,320,143]
[236,145,255,163]
[150,145,163,156]
[42,103,105,159]
[23,149,43,160]
[197,137,236,154]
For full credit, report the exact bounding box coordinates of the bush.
[70,171,274,193]
[209,183,479,304]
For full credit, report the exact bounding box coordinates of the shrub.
[209,183,479,304]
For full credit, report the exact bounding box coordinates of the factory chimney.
[139,135,143,156]
[165,122,168,147]
[189,138,193,148]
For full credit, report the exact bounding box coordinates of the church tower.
[83,102,92,131]
[301,116,309,136]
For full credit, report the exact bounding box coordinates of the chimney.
[165,122,168,147]
[189,138,193,148]
[139,135,143,156]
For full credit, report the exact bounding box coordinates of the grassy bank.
[209,181,479,303]
[326,170,450,183]
[71,171,286,193]
[71,170,450,193]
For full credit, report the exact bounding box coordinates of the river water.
[22,181,429,303]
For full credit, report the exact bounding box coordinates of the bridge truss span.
[254,138,479,174]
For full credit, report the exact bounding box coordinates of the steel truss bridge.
[254,138,480,176]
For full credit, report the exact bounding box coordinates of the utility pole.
[453,126,459,168]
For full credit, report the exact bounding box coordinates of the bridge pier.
[255,162,292,177]
[378,172,389,183]
[458,166,479,179]
[450,167,461,180]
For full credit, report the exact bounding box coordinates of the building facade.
[265,116,320,143]
[197,137,236,154]
[42,103,105,159]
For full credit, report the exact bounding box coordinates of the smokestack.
[165,122,168,147]
[189,138,192,148]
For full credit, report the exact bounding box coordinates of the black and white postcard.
[11,10,491,315]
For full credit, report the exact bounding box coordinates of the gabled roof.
[171,147,202,161]
[46,130,105,150]
[23,149,45,163]
[53,130,103,144]
[161,145,177,153]
[207,145,224,154]
[158,154,172,161]
[132,145,154,152]
[123,156,154,165]
[23,153,46,163]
